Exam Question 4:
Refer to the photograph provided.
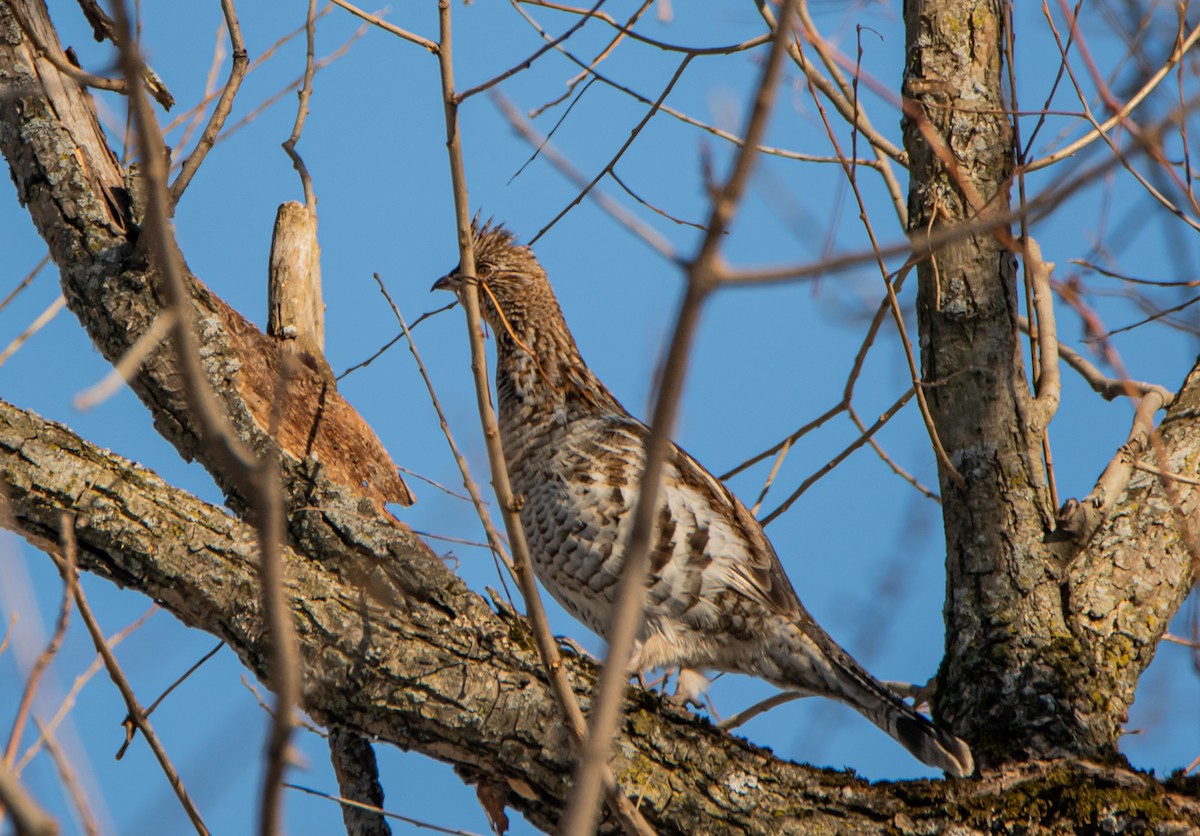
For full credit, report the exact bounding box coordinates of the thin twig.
[210,27,367,152]
[608,169,706,230]
[238,678,327,737]
[161,5,333,138]
[519,0,769,55]
[285,783,481,835]
[848,404,939,502]
[843,265,912,400]
[1072,260,1200,288]
[1024,12,1200,172]
[336,301,457,380]
[561,2,797,831]
[530,53,693,245]
[171,23,227,160]
[0,295,66,369]
[0,255,50,316]
[33,718,99,836]
[511,3,847,168]
[282,0,319,210]
[410,530,493,550]
[2,517,75,769]
[511,76,595,180]
[151,643,225,715]
[529,0,651,117]
[60,519,210,833]
[117,641,224,759]
[761,389,915,526]
[1042,3,1200,233]
[168,0,248,205]
[396,466,475,503]
[16,607,158,773]
[1083,290,1200,341]
[74,310,177,411]
[329,0,438,53]
[436,4,652,832]
[721,402,846,480]
[456,0,605,102]
[491,90,676,261]
[371,274,516,587]
[0,759,56,836]
[1163,632,1200,650]
[748,436,792,516]
[0,614,14,658]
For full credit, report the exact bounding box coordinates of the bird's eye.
[476,263,493,279]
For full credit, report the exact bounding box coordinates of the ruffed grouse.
[434,221,974,778]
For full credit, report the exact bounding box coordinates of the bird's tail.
[764,620,974,778]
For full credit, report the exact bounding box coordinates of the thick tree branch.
[1,397,1198,832]
[0,0,412,517]
[2,0,1200,832]
[327,729,391,836]
[902,0,1197,769]
[1065,359,1200,751]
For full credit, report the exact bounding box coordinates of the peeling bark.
[0,0,411,512]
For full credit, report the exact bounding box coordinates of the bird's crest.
[471,216,521,266]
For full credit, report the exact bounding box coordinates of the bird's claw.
[668,668,711,711]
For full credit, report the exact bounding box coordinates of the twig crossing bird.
[434,221,974,778]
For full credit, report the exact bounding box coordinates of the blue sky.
[2,1,1198,833]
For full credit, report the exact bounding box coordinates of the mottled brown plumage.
[434,221,974,778]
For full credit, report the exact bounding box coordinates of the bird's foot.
[667,667,712,711]
[882,677,936,712]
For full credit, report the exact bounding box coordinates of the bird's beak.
[431,273,460,293]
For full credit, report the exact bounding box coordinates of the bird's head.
[432,219,558,346]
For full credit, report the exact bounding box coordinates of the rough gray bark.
[0,0,410,514]
[0,0,1197,831]
[328,729,391,836]
[2,396,1198,833]
[902,0,1196,767]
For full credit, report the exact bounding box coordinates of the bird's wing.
[665,443,803,620]
[553,412,803,630]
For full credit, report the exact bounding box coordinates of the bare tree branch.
[436,4,653,831]
[563,1,798,829]
[0,759,56,836]
[1,396,1197,833]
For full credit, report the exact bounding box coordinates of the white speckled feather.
[435,221,975,778]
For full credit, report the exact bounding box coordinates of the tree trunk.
[903,0,1196,767]
[1,0,1198,830]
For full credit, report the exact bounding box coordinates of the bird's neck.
[493,320,619,421]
